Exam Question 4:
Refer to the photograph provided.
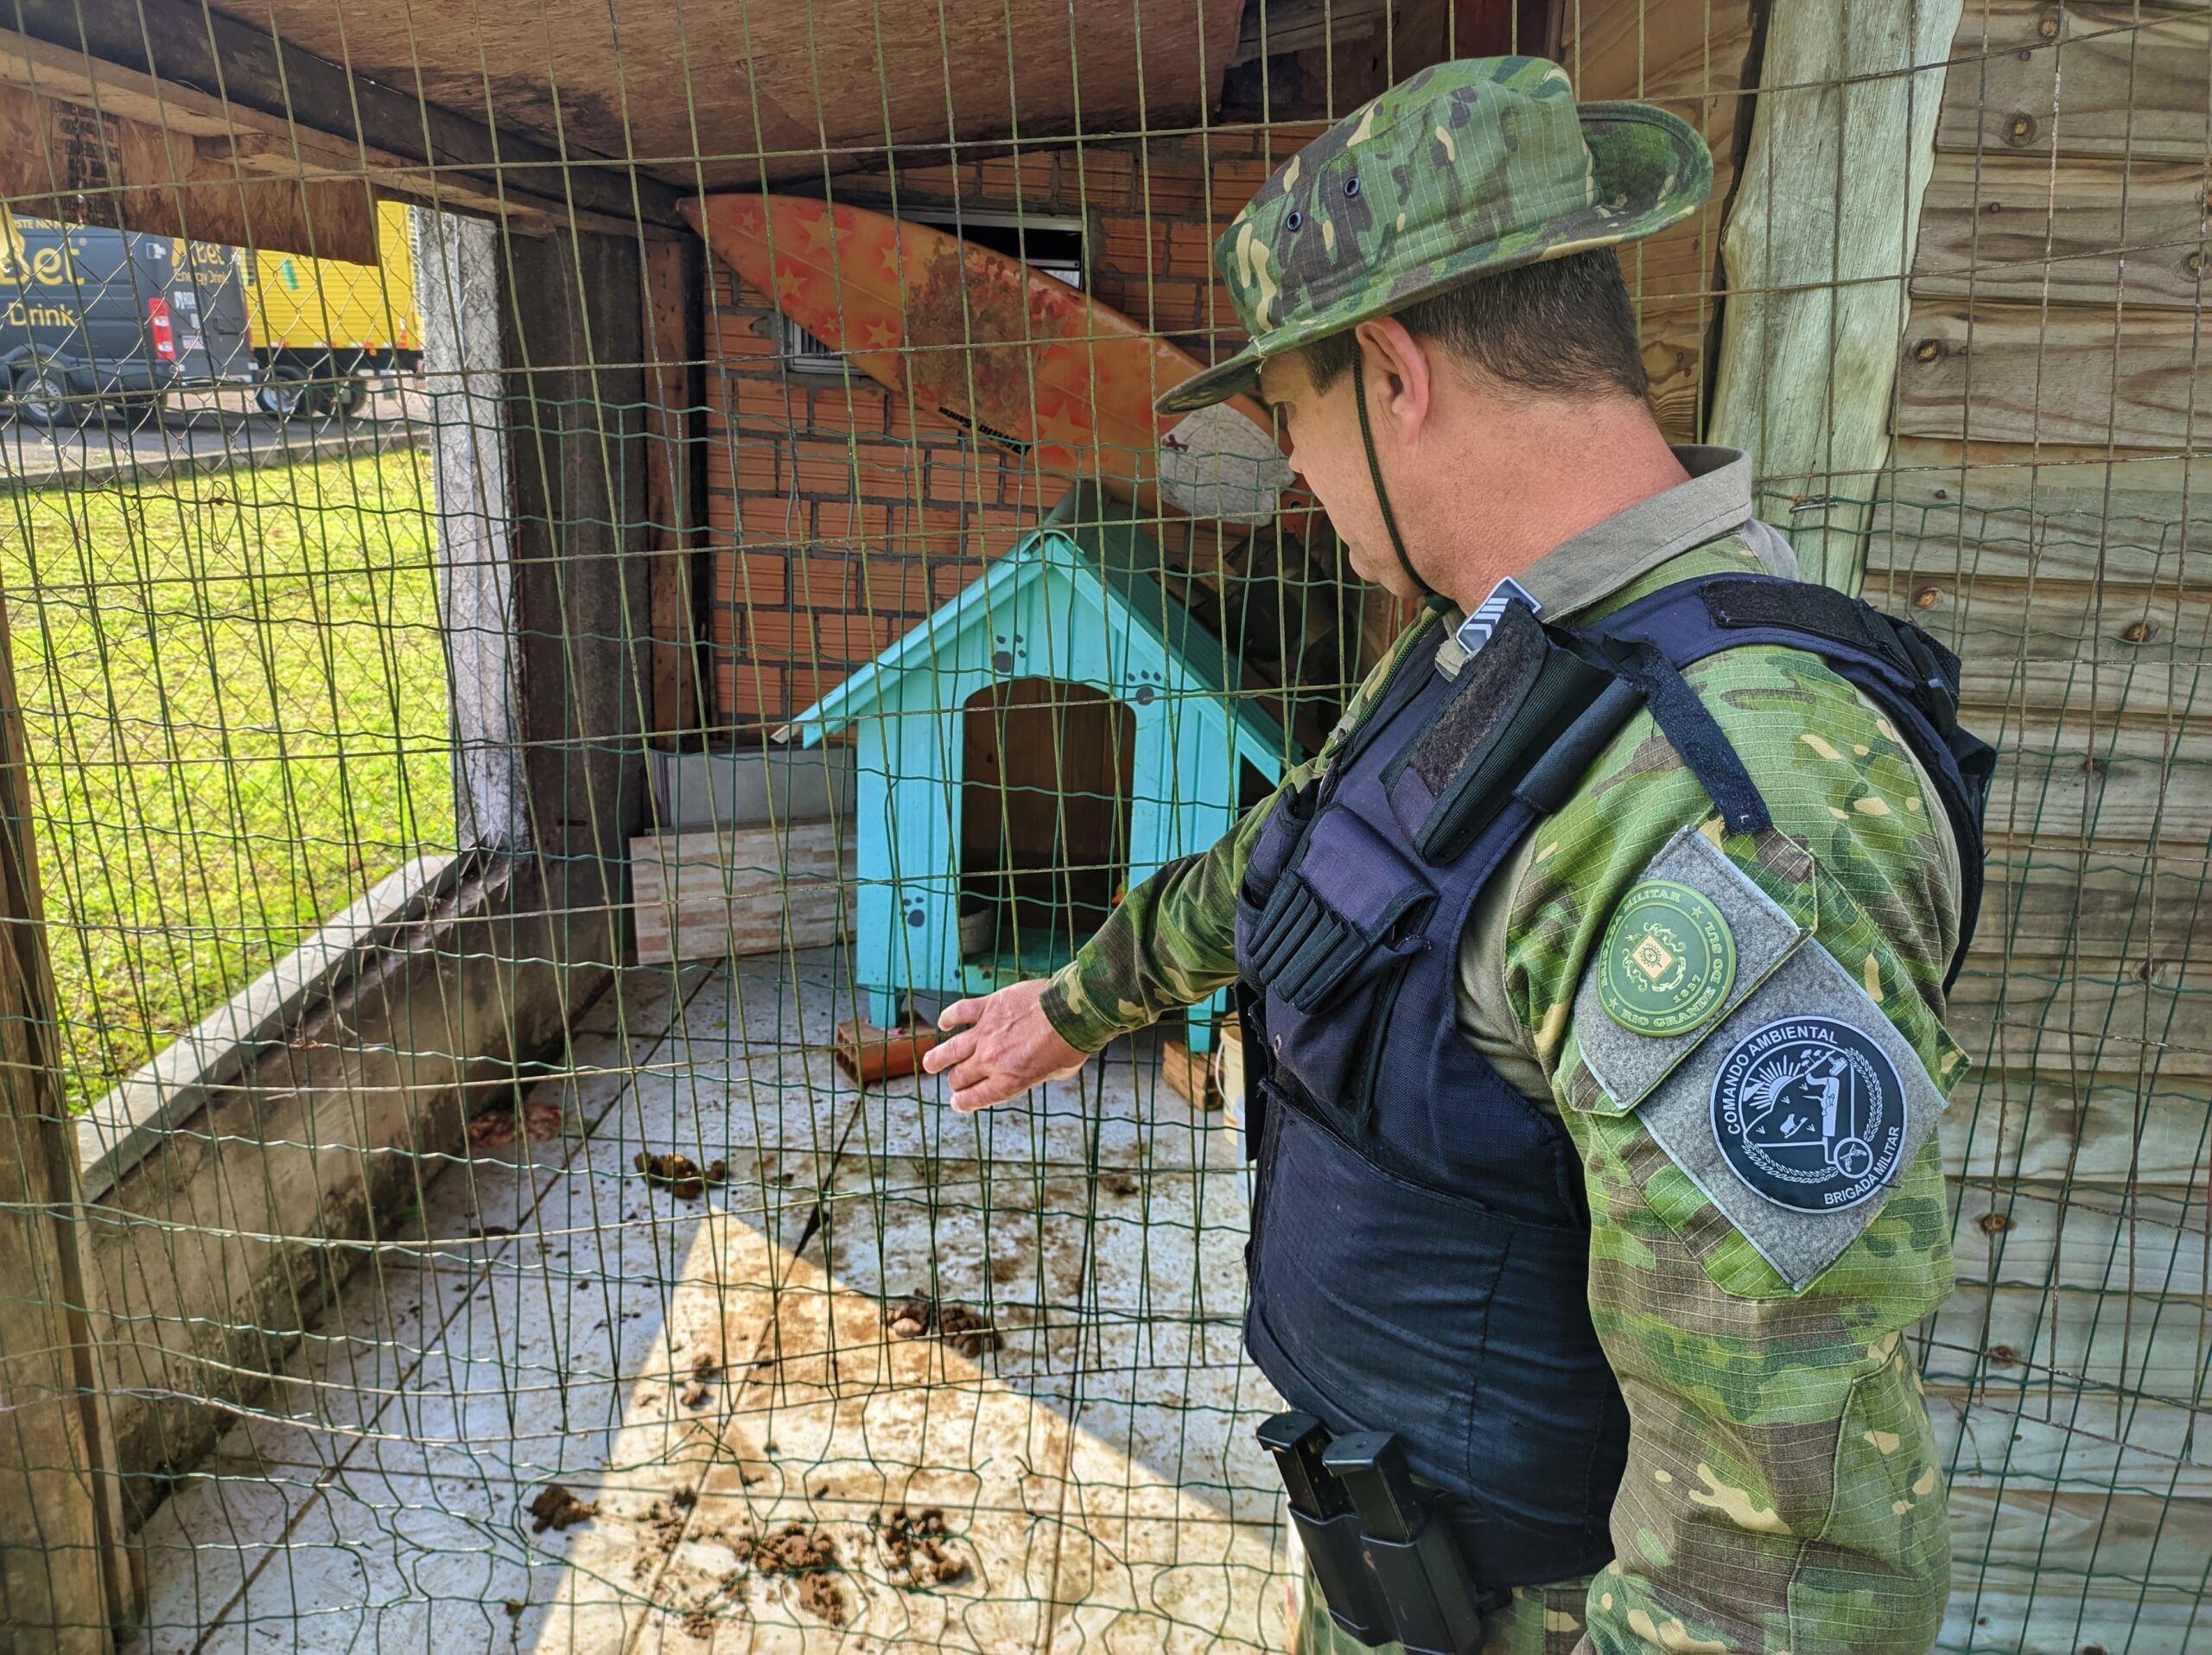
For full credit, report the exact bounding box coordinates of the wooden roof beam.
[0,25,652,257]
[7,0,683,234]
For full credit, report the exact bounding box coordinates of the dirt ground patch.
[528,1483,597,1533]
[884,1292,1001,1359]
[872,1505,970,1588]
[741,1524,845,1626]
[635,1151,729,1200]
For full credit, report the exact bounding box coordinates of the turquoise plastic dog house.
[788,487,1288,1053]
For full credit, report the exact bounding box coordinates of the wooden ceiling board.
[6,0,677,232]
[0,28,382,261]
[212,0,1243,193]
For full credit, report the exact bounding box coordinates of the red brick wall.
[702,127,1326,733]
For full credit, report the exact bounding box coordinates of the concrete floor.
[124,947,1292,1653]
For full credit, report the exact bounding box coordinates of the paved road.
[2,387,428,490]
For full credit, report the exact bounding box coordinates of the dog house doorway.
[960,678,1135,983]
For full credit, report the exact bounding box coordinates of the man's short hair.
[1300,246,1648,402]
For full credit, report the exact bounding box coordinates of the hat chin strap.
[1351,342,1438,601]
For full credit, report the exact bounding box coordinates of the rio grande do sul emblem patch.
[1710,1017,1908,1212]
[1597,879,1737,1037]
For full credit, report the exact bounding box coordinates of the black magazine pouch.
[1380,605,1611,865]
[1240,806,1435,1123]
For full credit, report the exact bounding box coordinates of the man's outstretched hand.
[921,978,1088,1112]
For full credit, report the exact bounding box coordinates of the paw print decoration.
[1127,665,1163,707]
[990,631,1027,677]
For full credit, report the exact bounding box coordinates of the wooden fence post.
[1707,0,1960,589]
[502,226,654,982]
[644,233,708,749]
[0,584,133,1652]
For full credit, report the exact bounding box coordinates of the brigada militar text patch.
[1708,1015,1907,1213]
[1598,878,1738,1037]
[1569,826,1952,1290]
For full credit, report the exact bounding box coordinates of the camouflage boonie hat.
[1159,56,1712,415]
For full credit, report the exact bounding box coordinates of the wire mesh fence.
[0,0,2205,1651]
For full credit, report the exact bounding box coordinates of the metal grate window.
[782,210,1084,371]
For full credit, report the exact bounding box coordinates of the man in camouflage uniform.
[925,58,1974,1655]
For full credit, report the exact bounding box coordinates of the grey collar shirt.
[1437,444,1952,1105]
[1433,445,1792,678]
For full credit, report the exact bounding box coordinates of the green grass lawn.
[2,451,454,1104]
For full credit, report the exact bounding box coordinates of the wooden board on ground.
[1912,154,2211,311]
[1156,1036,1219,1111]
[1893,298,2212,450]
[632,821,855,965]
[1215,1016,1246,1130]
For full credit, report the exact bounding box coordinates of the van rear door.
[173,242,253,384]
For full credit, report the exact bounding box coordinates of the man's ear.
[1355,315,1433,442]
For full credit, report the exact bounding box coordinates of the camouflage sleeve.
[1039,608,1444,1053]
[1036,785,1284,1053]
[1504,645,1967,1655]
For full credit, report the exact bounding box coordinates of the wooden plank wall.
[1560,0,1759,442]
[1861,3,2212,1645]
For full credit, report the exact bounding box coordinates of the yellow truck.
[246,201,421,419]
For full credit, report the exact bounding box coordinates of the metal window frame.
[781,207,1087,372]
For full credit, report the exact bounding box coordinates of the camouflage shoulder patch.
[1572,826,1808,1116]
[1596,877,1738,1037]
[1568,828,1954,1292]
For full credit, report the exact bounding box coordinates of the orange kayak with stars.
[682,193,1289,525]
